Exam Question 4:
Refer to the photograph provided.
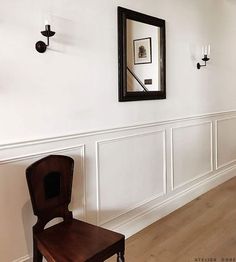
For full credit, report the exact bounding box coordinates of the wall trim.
[72,145,87,221]
[4,110,236,261]
[170,121,214,191]
[0,144,85,165]
[215,117,236,170]
[12,255,31,262]
[1,110,236,150]
[111,163,236,238]
[95,130,166,226]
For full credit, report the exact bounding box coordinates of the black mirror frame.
[118,7,166,102]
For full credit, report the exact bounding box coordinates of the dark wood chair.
[26,155,125,262]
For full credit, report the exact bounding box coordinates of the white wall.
[0,0,235,144]
[1,0,236,261]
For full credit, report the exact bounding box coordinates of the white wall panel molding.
[171,121,213,191]
[111,164,236,238]
[1,110,236,151]
[12,255,31,262]
[215,119,220,170]
[216,116,236,170]
[3,110,236,262]
[95,130,166,226]
[0,144,85,165]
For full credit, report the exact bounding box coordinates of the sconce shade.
[41,30,55,37]
[197,46,211,69]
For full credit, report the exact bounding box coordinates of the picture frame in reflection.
[133,37,152,65]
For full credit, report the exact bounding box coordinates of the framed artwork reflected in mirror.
[133,37,152,65]
[118,7,166,102]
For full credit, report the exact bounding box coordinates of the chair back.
[26,155,74,232]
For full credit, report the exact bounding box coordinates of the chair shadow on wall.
[20,154,126,261]
[22,200,36,261]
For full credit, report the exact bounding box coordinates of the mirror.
[118,7,166,101]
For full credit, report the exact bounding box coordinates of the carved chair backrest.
[26,155,74,232]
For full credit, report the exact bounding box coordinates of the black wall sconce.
[197,45,210,69]
[35,24,55,53]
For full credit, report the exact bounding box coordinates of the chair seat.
[35,219,125,262]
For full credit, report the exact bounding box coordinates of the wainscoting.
[2,110,236,262]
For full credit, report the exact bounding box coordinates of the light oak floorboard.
[107,177,236,262]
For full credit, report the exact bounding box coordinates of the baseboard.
[112,165,236,238]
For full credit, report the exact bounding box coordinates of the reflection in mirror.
[127,19,160,92]
[118,7,166,102]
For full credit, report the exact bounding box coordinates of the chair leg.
[33,240,42,262]
[117,251,125,262]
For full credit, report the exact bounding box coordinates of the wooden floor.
[108,177,236,262]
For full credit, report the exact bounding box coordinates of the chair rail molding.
[1,109,236,150]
